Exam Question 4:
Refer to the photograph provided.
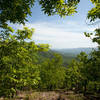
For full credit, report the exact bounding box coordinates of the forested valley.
[0,0,100,100]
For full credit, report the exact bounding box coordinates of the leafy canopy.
[0,0,80,26]
[0,27,49,97]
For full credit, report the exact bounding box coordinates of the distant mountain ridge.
[52,47,97,65]
[52,47,97,56]
[38,48,97,66]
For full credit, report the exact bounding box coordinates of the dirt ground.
[15,91,71,100]
[0,91,84,100]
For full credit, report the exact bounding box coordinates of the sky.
[15,0,98,49]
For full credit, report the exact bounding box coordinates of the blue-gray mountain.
[52,48,97,65]
[53,48,97,56]
[38,48,97,66]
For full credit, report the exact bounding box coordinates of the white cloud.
[25,21,97,49]
[9,21,97,49]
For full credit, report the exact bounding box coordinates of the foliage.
[0,27,49,97]
[0,0,100,99]
[1,0,100,26]
[39,0,79,17]
[88,0,100,22]
[65,50,100,95]
[0,0,35,25]
[38,53,66,90]
[0,0,80,27]
[0,26,66,97]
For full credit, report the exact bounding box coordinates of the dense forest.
[0,0,100,100]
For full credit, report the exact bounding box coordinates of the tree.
[65,52,88,92]
[39,53,66,90]
[0,0,80,27]
[66,50,100,95]
[0,27,49,97]
[87,0,100,22]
